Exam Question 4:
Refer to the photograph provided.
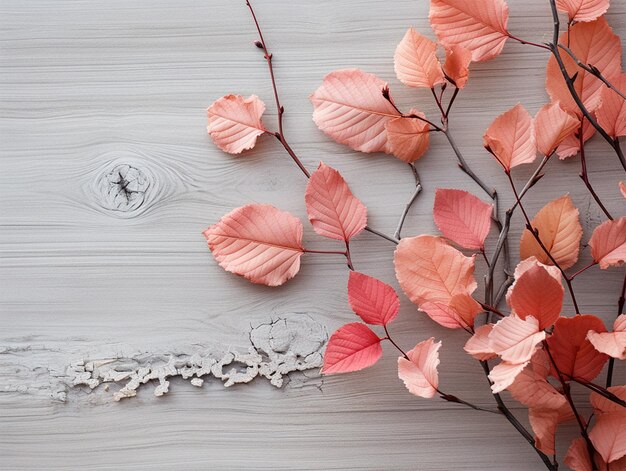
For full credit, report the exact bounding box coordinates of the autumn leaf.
[322,323,383,374]
[394,28,445,89]
[556,118,595,160]
[443,45,472,88]
[596,73,626,138]
[519,195,583,270]
[348,271,400,326]
[589,386,626,464]
[565,437,626,471]
[305,162,367,241]
[207,95,268,154]
[429,0,509,62]
[483,103,536,171]
[556,0,610,23]
[488,315,546,364]
[464,324,497,360]
[589,217,626,269]
[529,403,574,456]
[587,314,626,360]
[534,102,580,156]
[508,350,567,411]
[433,188,493,250]
[397,337,441,398]
[310,69,400,153]
[385,111,431,163]
[489,360,530,394]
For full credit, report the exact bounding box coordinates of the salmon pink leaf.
[488,315,546,364]
[589,386,626,463]
[394,28,445,89]
[207,95,268,154]
[443,45,472,88]
[483,103,536,171]
[587,314,626,360]
[529,403,574,455]
[348,271,400,326]
[385,111,430,163]
[556,0,610,23]
[419,293,483,329]
[596,73,626,138]
[589,217,626,269]
[397,337,441,398]
[508,350,568,410]
[489,360,530,393]
[464,324,497,360]
[556,117,595,159]
[322,323,383,374]
[534,102,580,156]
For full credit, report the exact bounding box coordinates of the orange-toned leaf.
[557,118,595,159]
[519,195,583,270]
[385,111,430,163]
[589,386,626,464]
[489,315,546,364]
[597,73,626,137]
[589,217,626,269]
[397,337,441,398]
[348,271,400,326]
[508,350,568,410]
[483,104,536,171]
[203,204,304,286]
[207,95,267,154]
[310,69,400,153]
[547,315,609,382]
[556,0,610,23]
[529,402,574,455]
[429,0,509,62]
[565,437,626,471]
[489,360,529,393]
[394,28,445,89]
[534,102,580,156]
[419,293,483,329]
[464,324,497,360]
[443,45,472,88]
[546,17,622,116]
[322,323,382,374]
[587,314,626,360]
[305,162,367,241]
[433,188,493,250]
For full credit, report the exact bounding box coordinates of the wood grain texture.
[1,0,624,469]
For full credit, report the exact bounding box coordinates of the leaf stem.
[436,390,501,414]
[383,325,408,359]
[578,125,613,220]
[394,164,422,239]
[507,32,551,51]
[567,261,597,281]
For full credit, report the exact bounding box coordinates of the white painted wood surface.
[1,0,624,469]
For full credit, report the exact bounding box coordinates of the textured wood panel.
[1,0,624,469]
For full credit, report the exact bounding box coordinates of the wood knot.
[96,163,151,213]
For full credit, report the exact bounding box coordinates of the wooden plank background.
[1,0,624,469]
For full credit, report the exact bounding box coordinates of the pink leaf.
[203,204,304,286]
[394,28,445,89]
[464,324,497,360]
[310,69,400,153]
[397,337,441,398]
[589,386,626,464]
[489,360,529,393]
[508,350,568,410]
[587,314,626,360]
[206,95,267,154]
[305,162,367,241]
[433,188,493,250]
[556,117,595,159]
[534,102,580,156]
[429,0,509,62]
[322,323,382,374]
[443,45,472,89]
[385,111,430,163]
[483,103,536,171]
[556,0,610,23]
[488,315,546,364]
[547,315,609,382]
[348,271,400,326]
[565,438,626,471]
[589,217,626,269]
[596,73,626,138]
[529,402,574,455]
[419,293,483,330]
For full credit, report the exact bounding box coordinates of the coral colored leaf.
[203,205,304,287]
[589,217,626,269]
[322,323,382,374]
[508,350,568,410]
[310,69,400,153]
[394,28,445,89]
[348,271,400,326]
[305,162,367,241]
[489,315,545,363]
[519,195,583,270]
[557,118,595,159]
[620,182,626,198]
[589,386,626,463]
[596,73,626,138]
[546,18,622,116]
[506,256,562,307]
[547,315,609,382]
[556,0,610,22]
[483,104,536,171]
[565,438,595,471]
[206,95,267,154]
[420,293,483,329]
[587,314,626,360]
[508,264,564,329]
[397,337,441,398]
[433,188,493,250]
[443,45,472,88]
[394,235,478,329]
[529,402,574,456]
[464,324,497,360]
[489,360,529,393]
[534,102,580,156]
[429,0,509,62]
[385,111,430,163]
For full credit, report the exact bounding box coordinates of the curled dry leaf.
[546,17,622,116]
[556,118,595,160]
[587,314,626,360]
[385,110,430,163]
[546,315,609,382]
[596,73,626,138]
[206,94,267,154]
[443,45,472,89]
[589,386,626,464]
[203,204,304,287]
[488,315,546,364]
[463,324,497,360]
[310,69,400,153]
[348,271,400,326]
[397,337,441,399]
[394,235,479,329]
[556,0,610,23]
[534,102,580,157]
[394,28,445,89]
[429,0,509,62]
[519,194,583,270]
[322,322,382,374]
[589,217,626,269]
[433,188,493,250]
[483,103,536,171]
[305,162,367,241]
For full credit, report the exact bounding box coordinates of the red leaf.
[322,323,383,374]
[206,95,267,154]
[348,271,400,326]
[483,103,536,171]
[433,188,493,250]
[397,338,441,398]
[385,111,430,163]
[305,162,367,241]
[589,217,626,269]
[394,28,445,89]
[203,204,304,286]
[596,73,626,138]
[534,102,580,156]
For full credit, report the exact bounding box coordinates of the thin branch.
[578,123,613,220]
[394,164,422,239]
[573,378,626,408]
[507,33,551,51]
[437,390,501,414]
[384,325,408,359]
